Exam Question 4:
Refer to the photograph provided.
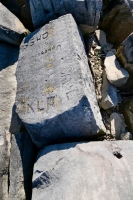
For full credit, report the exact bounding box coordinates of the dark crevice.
[113,152,123,159]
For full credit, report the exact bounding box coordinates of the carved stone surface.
[16,14,105,148]
[29,0,102,29]
[0,3,29,46]
[32,141,133,200]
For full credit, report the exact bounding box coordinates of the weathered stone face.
[29,0,102,29]
[16,14,105,148]
[32,141,133,200]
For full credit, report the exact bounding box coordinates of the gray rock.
[120,132,133,140]
[9,132,37,200]
[0,42,21,134]
[0,3,29,46]
[116,33,133,92]
[110,112,126,139]
[0,43,21,200]
[16,14,105,148]
[95,29,107,46]
[100,70,118,110]
[0,129,11,200]
[29,0,102,29]
[32,141,133,200]
[105,51,129,87]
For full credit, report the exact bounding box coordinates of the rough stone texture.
[95,29,107,46]
[120,99,133,134]
[16,14,105,148]
[9,132,37,200]
[32,141,133,200]
[110,112,126,139]
[0,129,11,200]
[100,70,118,110]
[0,0,25,19]
[79,24,95,36]
[120,132,133,140]
[104,51,129,87]
[0,3,29,46]
[0,42,21,200]
[116,33,133,92]
[29,0,102,29]
[100,0,133,47]
[0,42,21,134]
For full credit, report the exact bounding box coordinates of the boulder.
[110,112,126,139]
[16,14,105,148]
[9,132,37,200]
[120,99,133,134]
[29,0,102,29]
[0,42,21,200]
[116,33,133,92]
[0,129,10,200]
[104,51,129,87]
[32,141,133,200]
[100,0,133,47]
[100,70,118,110]
[0,3,29,46]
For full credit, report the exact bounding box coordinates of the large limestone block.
[29,0,102,29]
[100,0,133,47]
[9,132,37,200]
[116,33,133,92]
[32,141,133,200]
[0,3,29,46]
[105,51,129,87]
[16,14,105,148]
[0,129,10,200]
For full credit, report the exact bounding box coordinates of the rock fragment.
[79,24,95,36]
[116,33,133,92]
[100,71,118,110]
[9,132,37,200]
[29,0,102,29]
[16,14,105,148]
[105,51,129,87]
[95,29,107,46]
[120,132,132,140]
[110,112,126,139]
[0,3,29,46]
[32,141,133,200]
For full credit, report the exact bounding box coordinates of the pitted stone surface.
[32,141,133,200]
[29,0,102,29]
[16,14,105,148]
[0,3,29,46]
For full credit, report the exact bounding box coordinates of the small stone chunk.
[120,132,133,140]
[95,29,107,46]
[79,24,95,36]
[110,112,126,139]
[104,51,129,87]
[100,70,118,110]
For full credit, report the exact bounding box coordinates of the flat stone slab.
[32,141,133,200]
[16,14,105,148]
[105,51,129,87]
[0,3,29,46]
[29,0,102,29]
